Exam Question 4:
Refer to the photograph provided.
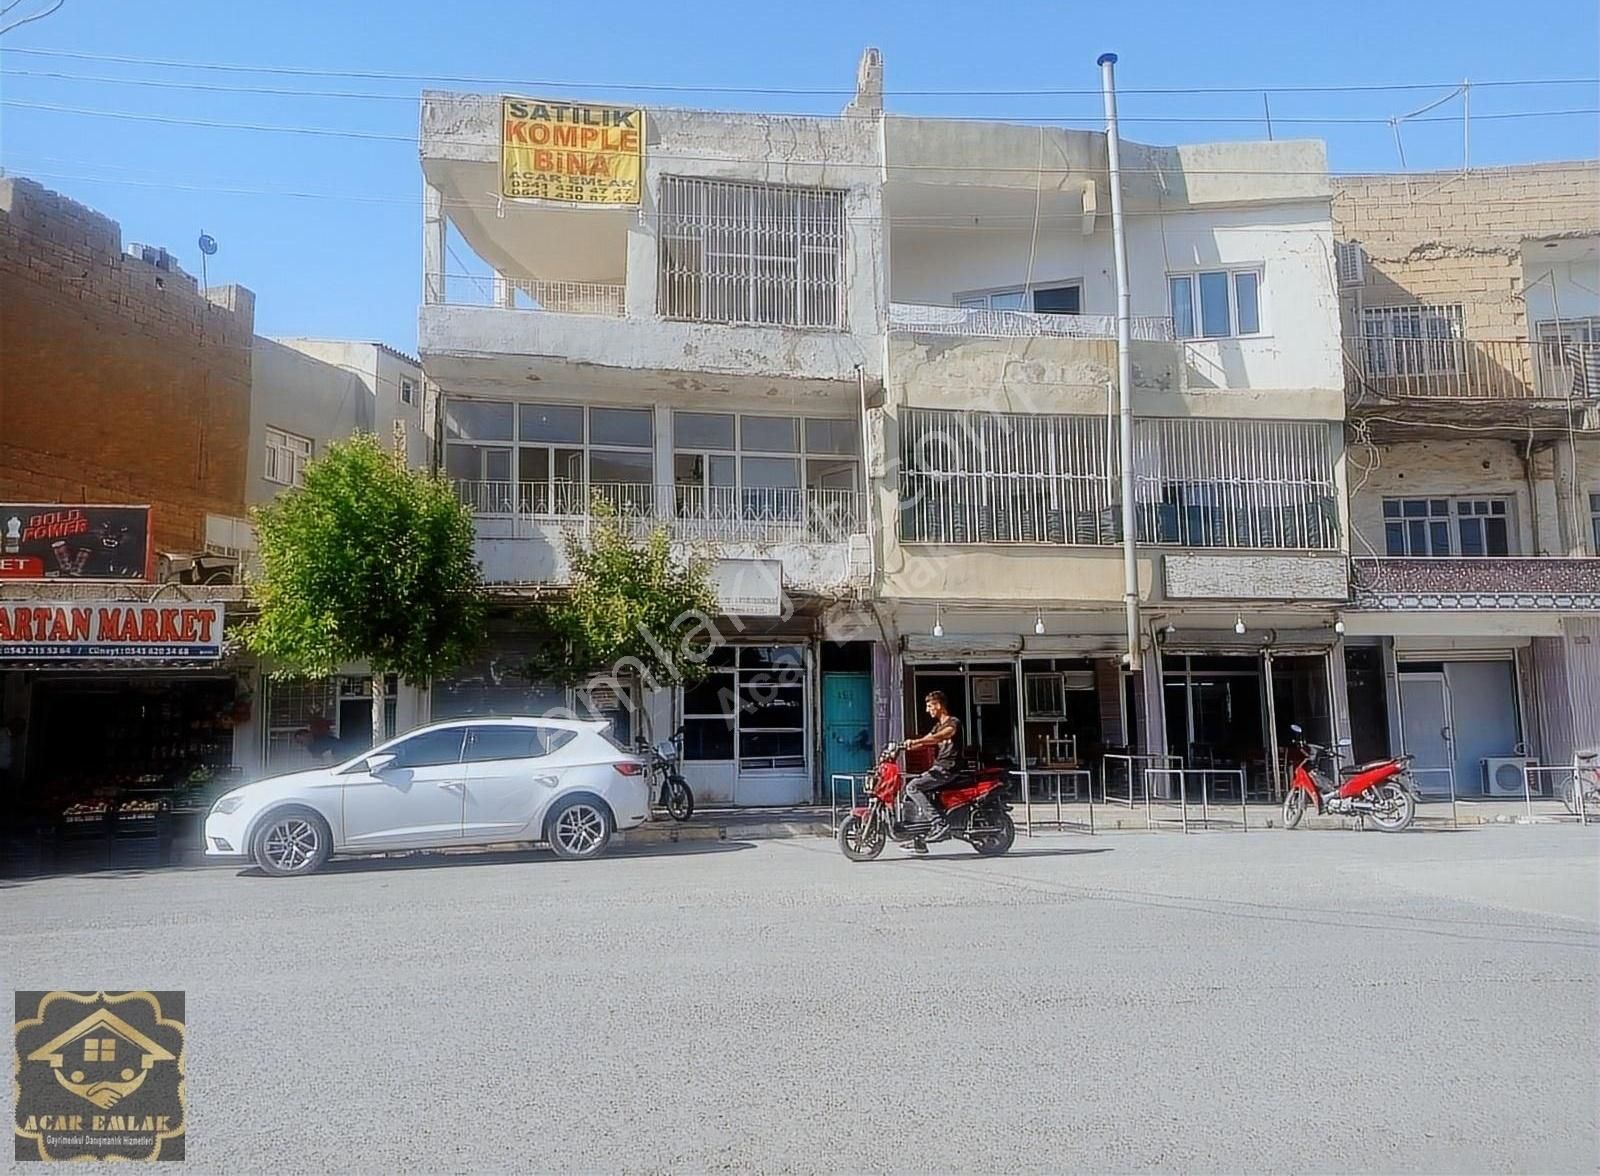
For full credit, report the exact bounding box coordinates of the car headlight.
[210,793,246,815]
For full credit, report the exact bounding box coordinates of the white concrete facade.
[416,52,1358,802]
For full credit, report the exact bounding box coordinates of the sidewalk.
[624,796,1594,845]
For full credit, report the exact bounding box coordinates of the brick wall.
[0,177,254,555]
[1331,163,1600,339]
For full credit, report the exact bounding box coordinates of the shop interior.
[901,650,1334,800]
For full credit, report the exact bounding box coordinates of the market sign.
[500,98,644,204]
[0,602,224,660]
[0,504,153,581]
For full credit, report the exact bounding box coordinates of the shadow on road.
[234,838,756,878]
[0,839,754,886]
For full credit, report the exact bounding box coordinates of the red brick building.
[0,176,255,556]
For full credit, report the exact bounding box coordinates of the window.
[84,1038,115,1062]
[462,725,575,762]
[674,410,859,531]
[899,409,1339,550]
[958,284,1082,315]
[1361,305,1465,377]
[444,399,655,515]
[385,728,466,769]
[682,645,807,770]
[1382,497,1512,557]
[1167,269,1263,339]
[264,427,313,487]
[399,376,417,406]
[1590,492,1600,552]
[658,175,846,329]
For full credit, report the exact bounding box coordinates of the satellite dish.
[198,233,218,256]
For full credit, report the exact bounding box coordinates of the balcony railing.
[888,302,1175,342]
[454,480,868,545]
[1351,556,1600,610]
[1346,337,1600,402]
[424,273,626,316]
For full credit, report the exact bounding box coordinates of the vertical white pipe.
[1101,52,1141,671]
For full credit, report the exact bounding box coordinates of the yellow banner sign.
[500,98,644,205]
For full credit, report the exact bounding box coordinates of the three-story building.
[1333,163,1600,802]
[417,51,1353,805]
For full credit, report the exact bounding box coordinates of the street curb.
[620,820,830,844]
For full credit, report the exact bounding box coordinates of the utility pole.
[1099,51,1141,671]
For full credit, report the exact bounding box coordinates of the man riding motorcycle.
[900,690,962,851]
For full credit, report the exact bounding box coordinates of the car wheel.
[546,796,613,860]
[252,808,333,877]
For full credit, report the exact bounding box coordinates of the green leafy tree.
[529,505,719,714]
[246,434,485,746]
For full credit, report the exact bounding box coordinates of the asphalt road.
[4,826,1597,1174]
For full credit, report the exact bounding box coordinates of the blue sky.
[2,0,1596,351]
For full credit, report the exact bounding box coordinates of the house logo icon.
[25,1006,177,1109]
[13,991,186,1162]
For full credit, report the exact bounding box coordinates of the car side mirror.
[365,752,398,775]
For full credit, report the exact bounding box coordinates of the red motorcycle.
[1282,724,1418,832]
[837,742,1015,861]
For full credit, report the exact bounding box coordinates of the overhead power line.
[3,44,1598,98]
[6,99,1600,175]
[5,69,1599,127]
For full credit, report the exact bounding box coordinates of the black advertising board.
[0,505,153,581]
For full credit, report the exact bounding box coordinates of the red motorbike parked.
[837,742,1016,861]
[1282,724,1418,832]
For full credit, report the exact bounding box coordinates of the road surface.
[3,826,1596,1173]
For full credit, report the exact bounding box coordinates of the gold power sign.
[500,98,644,205]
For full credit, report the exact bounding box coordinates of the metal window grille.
[658,176,846,329]
[1361,305,1466,377]
[899,409,1339,551]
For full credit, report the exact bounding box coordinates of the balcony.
[887,302,1175,343]
[452,481,871,592]
[1346,337,1600,403]
[1350,557,1600,612]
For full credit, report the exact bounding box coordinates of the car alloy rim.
[263,818,319,871]
[554,804,605,854]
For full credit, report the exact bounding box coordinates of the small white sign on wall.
[711,558,784,617]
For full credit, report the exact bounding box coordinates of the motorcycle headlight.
[210,792,245,816]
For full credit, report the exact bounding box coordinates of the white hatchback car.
[204,717,650,876]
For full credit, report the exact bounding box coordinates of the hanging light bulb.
[1334,619,1346,636]
[1234,614,1247,636]
[932,605,943,639]
[1034,610,1045,636]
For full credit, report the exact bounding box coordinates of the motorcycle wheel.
[1368,782,1415,833]
[1282,789,1309,830]
[838,814,886,862]
[969,813,1015,857]
[664,775,694,823]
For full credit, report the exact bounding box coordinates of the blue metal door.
[822,673,873,799]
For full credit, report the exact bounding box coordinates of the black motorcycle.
[636,727,695,822]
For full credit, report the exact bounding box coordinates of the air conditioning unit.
[1336,240,1366,287]
[1482,757,1530,797]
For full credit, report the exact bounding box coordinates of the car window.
[463,726,577,763]
[386,728,466,769]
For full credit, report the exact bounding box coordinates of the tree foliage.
[528,506,719,688]
[245,434,485,684]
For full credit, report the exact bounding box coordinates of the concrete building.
[1333,162,1600,802]
[417,50,1354,806]
[242,337,430,778]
